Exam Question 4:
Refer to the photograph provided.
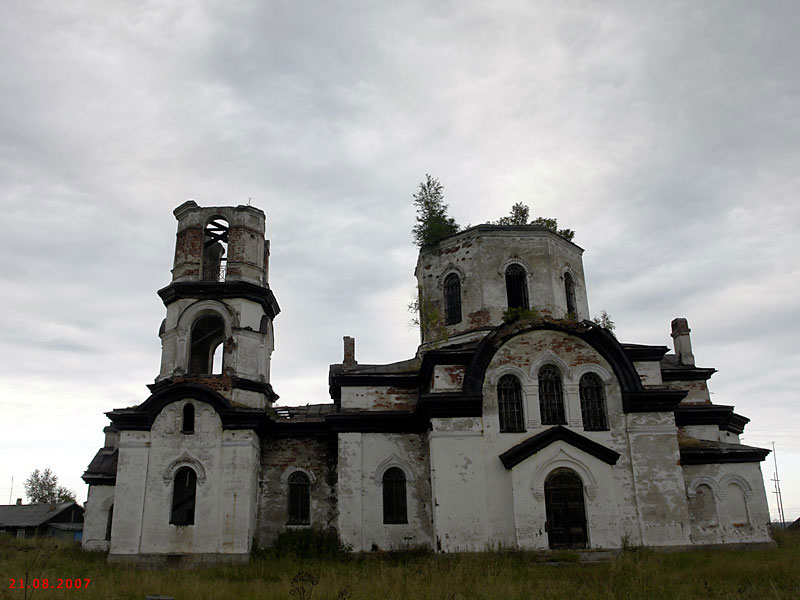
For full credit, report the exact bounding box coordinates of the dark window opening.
[564,272,577,316]
[545,468,587,549]
[287,472,311,525]
[105,505,113,542]
[182,404,195,434]
[443,273,462,325]
[203,218,229,282]
[382,467,408,524]
[579,373,608,431]
[538,365,566,425]
[498,374,525,432]
[189,315,225,375]
[170,467,197,526]
[505,264,529,309]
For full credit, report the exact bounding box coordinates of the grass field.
[2,531,798,600]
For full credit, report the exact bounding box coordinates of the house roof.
[0,502,80,528]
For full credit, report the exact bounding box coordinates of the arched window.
[497,374,524,432]
[170,467,197,526]
[505,264,529,309]
[443,273,462,325]
[723,484,749,525]
[181,404,195,434]
[287,472,311,525]
[579,373,608,431]
[203,217,228,282]
[564,272,577,316]
[382,467,408,524]
[189,314,225,375]
[105,505,113,542]
[538,366,566,425]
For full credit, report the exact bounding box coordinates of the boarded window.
[288,472,311,525]
[579,374,608,430]
[170,467,197,526]
[182,404,195,434]
[690,484,718,528]
[189,314,225,374]
[498,374,525,432]
[443,273,462,325]
[538,366,566,425]
[564,272,577,316]
[382,467,408,524]
[724,483,749,525]
[505,264,529,309]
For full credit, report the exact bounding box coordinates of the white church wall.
[683,463,772,545]
[109,430,150,556]
[82,485,115,551]
[429,417,491,551]
[337,432,432,551]
[626,412,692,546]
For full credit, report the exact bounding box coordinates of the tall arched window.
[564,272,577,316]
[538,366,566,425]
[579,373,608,431]
[505,264,529,309]
[287,471,311,525]
[189,314,225,374]
[497,374,524,432]
[382,467,407,524]
[170,467,197,526]
[443,273,462,325]
[105,505,113,542]
[182,404,195,434]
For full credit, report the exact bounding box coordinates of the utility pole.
[771,442,786,528]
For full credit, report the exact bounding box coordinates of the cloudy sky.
[1,1,798,522]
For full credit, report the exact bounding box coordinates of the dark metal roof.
[622,343,670,362]
[660,354,717,381]
[674,404,750,435]
[678,437,770,465]
[82,448,118,485]
[273,404,336,423]
[0,502,81,528]
[499,426,621,469]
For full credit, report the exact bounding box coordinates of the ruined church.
[82,201,773,563]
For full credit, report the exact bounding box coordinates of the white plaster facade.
[82,207,773,563]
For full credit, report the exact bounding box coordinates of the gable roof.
[0,502,81,528]
[499,426,621,470]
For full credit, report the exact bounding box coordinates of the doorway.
[544,468,587,549]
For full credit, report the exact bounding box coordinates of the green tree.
[495,202,530,225]
[411,174,459,247]
[24,468,76,504]
[494,202,575,242]
[592,310,616,334]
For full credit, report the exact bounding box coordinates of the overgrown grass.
[1,533,799,599]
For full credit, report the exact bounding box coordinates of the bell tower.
[154,200,280,409]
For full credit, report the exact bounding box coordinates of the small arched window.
[579,373,607,431]
[189,314,225,375]
[182,404,195,434]
[443,273,462,325]
[538,366,566,425]
[287,472,311,525]
[382,467,408,524]
[564,272,577,316]
[505,264,529,309]
[497,374,524,432]
[170,467,197,526]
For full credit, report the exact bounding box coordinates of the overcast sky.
[1,1,798,522]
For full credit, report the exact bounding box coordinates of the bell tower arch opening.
[203,217,229,282]
[189,314,226,375]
